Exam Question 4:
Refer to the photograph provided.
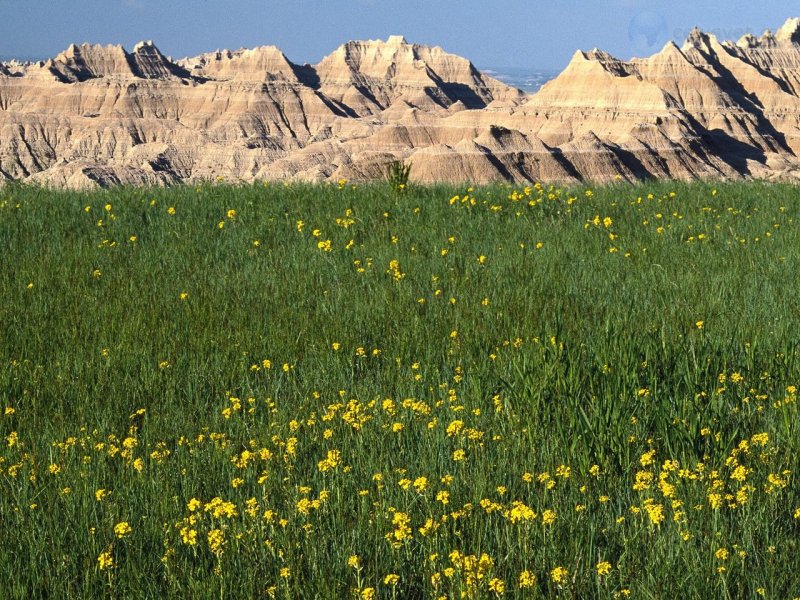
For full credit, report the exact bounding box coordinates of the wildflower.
[419,517,439,536]
[205,497,238,518]
[446,420,464,436]
[643,501,665,525]
[488,578,505,594]
[519,570,536,588]
[551,566,568,584]
[317,449,341,472]
[386,259,405,280]
[730,465,749,482]
[167,206,176,215]
[95,489,109,502]
[507,501,536,523]
[97,550,114,570]
[387,511,412,543]
[207,529,225,555]
[180,527,197,545]
[348,555,360,569]
[452,449,466,462]
[383,574,400,586]
[765,473,789,493]
[596,561,612,576]
[639,449,656,467]
[114,522,132,538]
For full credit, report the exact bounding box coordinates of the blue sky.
[0,0,797,69]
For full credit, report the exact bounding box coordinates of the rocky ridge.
[2,19,800,187]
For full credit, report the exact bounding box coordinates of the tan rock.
[178,46,300,82]
[2,21,800,188]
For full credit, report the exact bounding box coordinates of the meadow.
[1,179,799,599]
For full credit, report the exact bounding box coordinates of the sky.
[0,0,798,70]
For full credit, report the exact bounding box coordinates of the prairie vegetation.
[1,181,799,598]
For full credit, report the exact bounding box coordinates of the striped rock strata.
[2,19,800,187]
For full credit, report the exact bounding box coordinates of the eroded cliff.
[2,20,800,188]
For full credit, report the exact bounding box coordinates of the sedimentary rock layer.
[2,20,800,187]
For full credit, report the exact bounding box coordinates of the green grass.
[0,180,799,599]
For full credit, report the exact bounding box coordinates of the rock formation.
[2,19,800,188]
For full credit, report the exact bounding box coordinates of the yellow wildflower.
[113,522,132,538]
[97,550,114,570]
[551,566,568,584]
[519,570,536,588]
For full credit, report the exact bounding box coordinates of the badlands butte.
[3,18,800,187]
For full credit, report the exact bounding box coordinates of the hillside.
[2,19,800,187]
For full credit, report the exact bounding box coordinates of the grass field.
[1,180,799,599]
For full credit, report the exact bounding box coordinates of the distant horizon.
[0,1,797,71]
